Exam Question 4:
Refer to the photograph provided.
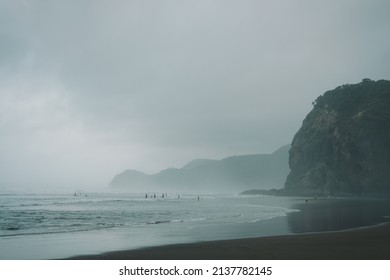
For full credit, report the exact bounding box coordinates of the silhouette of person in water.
[197,196,200,201]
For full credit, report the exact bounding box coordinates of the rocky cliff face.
[285,79,390,196]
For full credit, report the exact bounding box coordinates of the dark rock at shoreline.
[239,189,294,196]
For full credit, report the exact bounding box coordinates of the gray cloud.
[1,0,390,189]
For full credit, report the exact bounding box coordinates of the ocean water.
[2,192,390,260]
[0,192,299,259]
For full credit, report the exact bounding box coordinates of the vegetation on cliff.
[285,79,390,196]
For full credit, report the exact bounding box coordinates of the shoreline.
[65,222,390,260]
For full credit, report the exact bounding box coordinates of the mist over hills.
[110,145,290,193]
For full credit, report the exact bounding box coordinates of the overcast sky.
[1,0,389,190]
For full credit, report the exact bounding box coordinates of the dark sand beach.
[68,223,390,260]
[67,198,390,260]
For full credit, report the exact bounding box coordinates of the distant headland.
[109,145,290,193]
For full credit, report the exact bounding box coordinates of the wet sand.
[67,222,390,260]
[65,198,390,260]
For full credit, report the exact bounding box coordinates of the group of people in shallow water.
[72,192,200,201]
[145,193,200,201]
[145,193,166,199]
[73,192,87,197]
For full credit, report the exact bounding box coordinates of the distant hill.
[181,159,219,170]
[285,79,390,196]
[110,145,290,193]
